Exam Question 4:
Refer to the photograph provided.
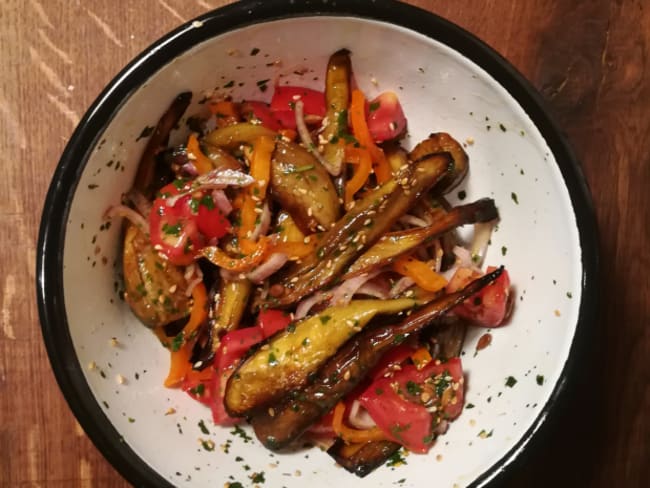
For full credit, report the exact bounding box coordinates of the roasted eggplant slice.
[268,153,453,307]
[204,122,276,149]
[270,139,341,234]
[250,268,503,450]
[133,91,192,199]
[409,132,469,195]
[224,298,417,417]
[122,223,190,328]
[321,49,352,175]
[343,198,498,279]
[327,439,401,477]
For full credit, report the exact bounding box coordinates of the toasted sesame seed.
[290,276,299,283]
[88,361,96,370]
[268,407,275,417]
[116,374,126,385]
[303,236,311,243]
[109,337,119,347]
[343,370,351,381]
[165,407,176,415]
[168,284,177,294]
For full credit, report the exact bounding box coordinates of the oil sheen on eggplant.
[250,268,504,451]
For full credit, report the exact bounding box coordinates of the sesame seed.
[268,407,275,417]
[420,392,431,402]
[88,361,96,370]
[298,188,308,194]
[303,236,311,243]
[343,370,351,381]
[165,407,176,415]
[168,284,177,294]
[116,374,126,385]
[109,337,118,347]
[307,208,313,217]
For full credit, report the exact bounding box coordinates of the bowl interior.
[58,15,583,488]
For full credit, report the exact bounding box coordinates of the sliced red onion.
[250,200,271,241]
[398,214,430,228]
[104,205,148,232]
[348,400,377,430]
[390,276,415,297]
[329,270,381,306]
[355,277,391,299]
[181,161,199,176]
[165,168,254,207]
[294,291,332,320]
[184,262,204,297]
[470,221,497,268]
[295,100,341,176]
[246,252,289,284]
[212,189,233,215]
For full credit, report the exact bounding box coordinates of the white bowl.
[37,1,598,487]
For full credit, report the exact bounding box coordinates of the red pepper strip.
[392,255,448,293]
[163,282,208,387]
[349,89,392,183]
[344,146,373,206]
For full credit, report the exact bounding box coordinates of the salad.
[108,49,512,477]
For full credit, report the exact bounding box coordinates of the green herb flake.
[393,334,406,345]
[250,472,265,483]
[231,424,253,442]
[369,101,381,112]
[505,375,518,387]
[172,178,186,190]
[501,246,508,256]
[406,380,422,396]
[268,352,278,366]
[511,192,519,204]
[250,47,260,56]
[190,384,205,397]
[566,292,573,298]
[499,123,507,132]
[457,190,466,200]
[223,80,235,88]
[536,375,545,386]
[189,197,200,213]
[201,440,215,451]
[256,79,270,92]
[228,482,244,488]
[386,449,407,467]
[465,403,475,409]
[319,315,331,325]
[196,419,210,435]
[200,194,215,210]
[136,125,155,141]
[171,332,184,352]
[128,417,135,423]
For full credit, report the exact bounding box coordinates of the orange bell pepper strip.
[164,282,209,387]
[208,100,239,119]
[344,146,373,206]
[349,89,392,183]
[199,236,269,272]
[186,133,214,175]
[411,347,433,370]
[332,401,388,443]
[238,135,275,241]
[392,255,448,293]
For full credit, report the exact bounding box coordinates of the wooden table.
[1,0,647,486]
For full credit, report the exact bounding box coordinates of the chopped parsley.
[369,101,381,112]
[319,315,331,325]
[198,419,210,434]
[511,192,519,204]
[268,352,278,366]
[536,375,545,385]
[190,383,205,396]
[505,375,518,387]
[171,332,184,352]
[406,380,422,396]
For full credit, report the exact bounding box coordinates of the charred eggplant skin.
[270,139,341,234]
[269,153,453,306]
[122,223,190,328]
[250,267,503,450]
[133,92,192,200]
[409,132,469,195]
[327,439,401,477]
[343,198,498,279]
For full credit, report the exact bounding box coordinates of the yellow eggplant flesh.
[204,123,276,149]
[269,153,453,306]
[343,198,499,279]
[270,139,340,234]
[122,223,190,328]
[211,278,252,350]
[250,267,504,450]
[321,49,352,174]
[224,298,417,417]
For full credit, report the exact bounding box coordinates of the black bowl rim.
[36,1,599,487]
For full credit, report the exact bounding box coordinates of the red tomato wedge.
[447,266,512,327]
[255,309,293,338]
[240,101,282,131]
[149,181,230,265]
[366,92,407,143]
[359,357,465,453]
[270,86,326,116]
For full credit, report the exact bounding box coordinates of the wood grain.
[1,0,648,486]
